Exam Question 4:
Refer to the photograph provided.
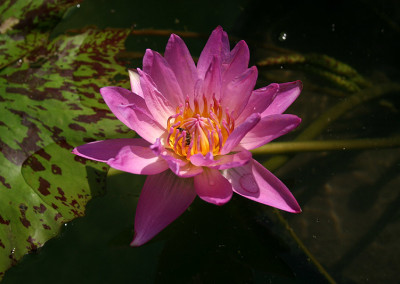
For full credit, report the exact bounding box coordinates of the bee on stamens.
[177,127,191,146]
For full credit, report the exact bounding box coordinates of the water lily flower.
[73,26,302,246]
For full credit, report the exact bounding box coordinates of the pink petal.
[197,26,230,79]
[262,80,302,116]
[73,139,168,175]
[100,86,140,129]
[73,138,144,162]
[164,34,198,102]
[212,149,252,170]
[190,148,252,170]
[240,114,301,150]
[131,171,196,246]
[236,83,279,124]
[117,103,165,144]
[200,56,222,102]
[161,150,203,178]
[194,167,232,206]
[171,162,203,177]
[138,69,175,127]
[221,66,258,119]
[220,113,261,155]
[142,49,184,107]
[190,152,215,167]
[224,159,301,213]
[221,40,250,84]
[107,144,169,176]
[151,141,204,178]
[128,69,144,97]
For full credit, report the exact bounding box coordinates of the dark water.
[3,0,400,283]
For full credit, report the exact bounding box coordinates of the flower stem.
[252,136,400,155]
[274,209,337,284]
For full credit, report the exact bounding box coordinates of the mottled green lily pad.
[0,23,133,279]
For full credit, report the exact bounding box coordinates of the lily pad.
[0,19,133,279]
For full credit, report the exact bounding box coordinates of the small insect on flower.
[177,127,191,146]
[72,26,303,247]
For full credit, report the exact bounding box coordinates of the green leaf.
[0,27,132,279]
[0,0,82,32]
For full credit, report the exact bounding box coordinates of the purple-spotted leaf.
[0,0,82,31]
[0,0,82,69]
[0,20,133,280]
[21,144,108,221]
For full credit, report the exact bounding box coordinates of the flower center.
[167,97,234,159]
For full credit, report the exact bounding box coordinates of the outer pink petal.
[72,138,144,162]
[194,168,233,205]
[223,159,301,213]
[197,26,230,79]
[221,113,261,155]
[164,34,198,101]
[72,139,168,175]
[131,171,196,246]
[262,80,302,116]
[138,69,175,127]
[240,114,301,150]
[128,69,144,98]
[142,49,184,107]
[117,103,164,144]
[108,147,169,176]
[236,83,279,124]
[221,66,258,119]
[100,86,140,129]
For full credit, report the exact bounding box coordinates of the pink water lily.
[73,26,302,246]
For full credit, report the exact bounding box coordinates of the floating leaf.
[0,24,132,279]
[0,0,82,32]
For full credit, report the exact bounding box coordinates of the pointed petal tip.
[130,242,139,247]
[71,147,85,157]
[280,202,302,213]
[128,68,138,78]
[169,33,181,41]
[130,232,146,247]
[295,80,303,90]
[99,86,113,95]
[132,171,196,248]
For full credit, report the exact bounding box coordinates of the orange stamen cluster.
[167,96,234,159]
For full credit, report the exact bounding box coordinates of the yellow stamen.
[167,96,234,159]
